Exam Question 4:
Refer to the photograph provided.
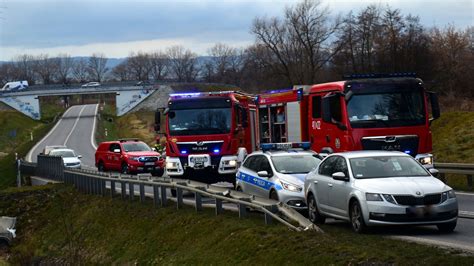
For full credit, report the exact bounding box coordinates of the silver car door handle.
[328,183,333,187]
[313,180,318,184]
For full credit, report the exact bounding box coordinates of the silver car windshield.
[50,150,75,157]
[350,156,429,179]
[271,155,321,174]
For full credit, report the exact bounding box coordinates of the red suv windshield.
[122,142,152,152]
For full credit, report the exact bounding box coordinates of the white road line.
[90,104,99,150]
[63,105,87,146]
[390,235,474,253]
[26,106,75,162]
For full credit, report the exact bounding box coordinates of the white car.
[49,148,82,169]
[236,143,322,210]
[81,82,101,87]
[304,151,458,233]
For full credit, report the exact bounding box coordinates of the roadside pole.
[16,157,21,188]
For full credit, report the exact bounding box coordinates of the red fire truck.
[155,91,258,183]
[257,74,440,167]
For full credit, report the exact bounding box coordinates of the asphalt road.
[27,104,98,168]
[26,104,474,253]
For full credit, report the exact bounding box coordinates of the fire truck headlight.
[166,162,178,169]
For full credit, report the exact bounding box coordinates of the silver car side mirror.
[77,155,82,159]
[332,172,348,181]
[429,168,439,177]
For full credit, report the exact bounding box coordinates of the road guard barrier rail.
[19,155,320,232]
[435,163,474,189]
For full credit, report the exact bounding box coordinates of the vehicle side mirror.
[257,170,270,178]
[77,155,82,159]
[113,149,121,153]
[428,92,440,123]
[154,110,161,132]
[332,172,349,181]
[429,168,439,177]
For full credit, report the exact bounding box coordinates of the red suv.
[95,139,165,176]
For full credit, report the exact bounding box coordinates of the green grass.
[1,185,473,264]
[96,104,156,146]
[431,111,474,191]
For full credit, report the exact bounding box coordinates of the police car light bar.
[342,72,417,80]
[261,142,311,151]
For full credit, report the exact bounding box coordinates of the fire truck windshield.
[168,108,232,136]
[347,90,425,128]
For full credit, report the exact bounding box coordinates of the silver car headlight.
[280,181,302,192]
[366,193,383,201]
[441,190,456,202]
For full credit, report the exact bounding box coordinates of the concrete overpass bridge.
[0,84,160,119]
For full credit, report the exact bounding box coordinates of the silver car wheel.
[350,201,366,233]
[308,196,317,221]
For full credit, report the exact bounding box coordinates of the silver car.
[236,148,322,210]
[304,151,458,233]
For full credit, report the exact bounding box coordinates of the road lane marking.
[90,104,99,150]
[26,106,75,162]
[390,235,474,253]
[63,105,87,146]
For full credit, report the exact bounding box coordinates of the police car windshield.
[350,156,430,179]
[123,142,151,152]
[271,155,321,174]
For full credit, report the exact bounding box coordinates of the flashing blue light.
[213,149,220,154]
[181,150,188,154]
[260,142,311,152]
[404,150,411,154]
[170,92,202,97]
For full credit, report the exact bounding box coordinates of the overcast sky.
[0,0,472,60]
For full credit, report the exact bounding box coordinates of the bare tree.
[32,54,60,84]
[72,58,88,83]
[149,51,169,81]
[112,61,131,81]
[252,0,342,85]
[166,46,198,82]
[12,54,36,84]
[127,52,152,81]
[56,53,74,84]
[87,53,108,82]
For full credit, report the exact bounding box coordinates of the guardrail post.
[101,179,106,196]
[110,180,115,197]
[195,192,202,212]
[95,177,100,195]
[153,185,161,207]
[215,198,223,215]
[176,187,183,209]
[160,186,167,206]
[264,205,278,225]
[129,182,134,201]
[121,181,127,199]
[468,175,473,189]
[140,183,145,203]
[238,203,247,218]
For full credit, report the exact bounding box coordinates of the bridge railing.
[19,157,320,233]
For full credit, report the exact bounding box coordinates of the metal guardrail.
[435,163,474,189]
[20,157,320,232]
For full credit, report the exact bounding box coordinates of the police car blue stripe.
[237,172,283,191]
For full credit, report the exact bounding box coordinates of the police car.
[236,142,322,210]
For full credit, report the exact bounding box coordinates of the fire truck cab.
[257,74,440,167]
[156,91,258,183]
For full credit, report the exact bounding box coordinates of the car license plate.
[145,162,155,166]
[406,206,428,216]
[191,156,207,163]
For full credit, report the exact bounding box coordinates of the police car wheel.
[270,190,279,201]
[308,194,325,224]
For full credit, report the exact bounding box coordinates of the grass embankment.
[1,185,473,265]
[432,111,474,191]
[96,103,156,146]
[0,111,57,189]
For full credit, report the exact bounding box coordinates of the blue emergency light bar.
[343,72,417,80]
[260,142,311,152]
[170,91,237,98]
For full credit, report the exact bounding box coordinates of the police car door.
[238,155,259,196]
[253,155,274,198]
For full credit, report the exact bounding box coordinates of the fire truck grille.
[177,142,224,154]
[394,194,441,206]
[361,135,419,155]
